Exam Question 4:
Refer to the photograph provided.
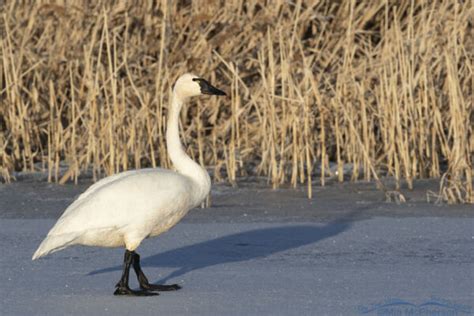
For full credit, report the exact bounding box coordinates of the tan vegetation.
[1,0,473,203]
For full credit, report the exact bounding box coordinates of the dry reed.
[0,0,472,203]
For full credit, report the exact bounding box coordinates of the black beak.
[193,78,227,96]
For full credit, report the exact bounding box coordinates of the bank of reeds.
[1,0,472,203]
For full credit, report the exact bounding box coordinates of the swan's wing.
[62,168,167,217]
[76,169,165,203]
[51,168,186,233]
[33,169,192,259]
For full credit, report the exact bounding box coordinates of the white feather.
[33,73,214,260]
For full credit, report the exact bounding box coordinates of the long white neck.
[166,90,211,203]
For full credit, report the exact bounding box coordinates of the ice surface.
[0,180,472,315]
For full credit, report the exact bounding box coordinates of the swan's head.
[173,73,226,100]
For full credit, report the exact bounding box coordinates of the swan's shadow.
[89,212,358,283]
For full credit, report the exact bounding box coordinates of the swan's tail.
[32,234,77,260]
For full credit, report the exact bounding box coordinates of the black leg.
[114,250,159,296]
[131,251,182,291]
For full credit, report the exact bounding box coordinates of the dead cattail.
[0,1,472,204]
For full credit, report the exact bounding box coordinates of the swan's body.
[33,168,207,255]
[32,73,226,296]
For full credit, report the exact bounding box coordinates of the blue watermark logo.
[357,297,472,315]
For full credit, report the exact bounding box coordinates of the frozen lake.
[0,179,473,315]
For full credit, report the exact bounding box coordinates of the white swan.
[32,73,226,296]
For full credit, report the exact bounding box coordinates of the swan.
[32,73,226,296]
